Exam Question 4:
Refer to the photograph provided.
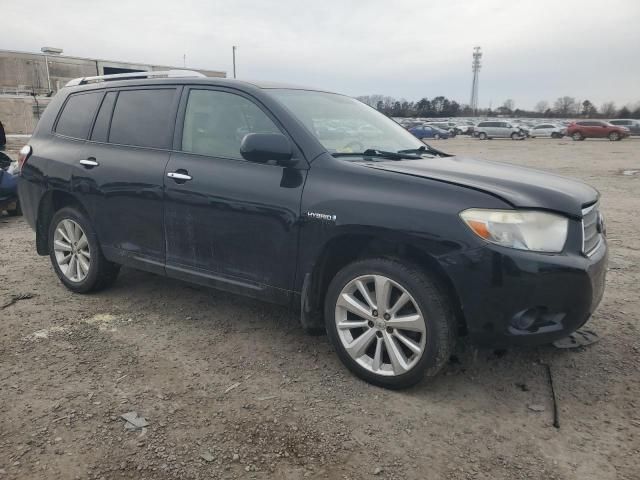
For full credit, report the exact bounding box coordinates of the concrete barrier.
[0,96,51,134]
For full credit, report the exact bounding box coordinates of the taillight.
[17,145,32,173]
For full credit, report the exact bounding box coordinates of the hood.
[363,155,598,217]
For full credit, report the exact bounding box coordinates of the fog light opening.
[510,307,551,332]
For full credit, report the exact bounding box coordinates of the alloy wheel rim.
[53,219,91,282]
[335,274,426,376]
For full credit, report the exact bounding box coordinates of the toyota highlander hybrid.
[17,71,607,388]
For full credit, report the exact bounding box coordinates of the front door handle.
[167,171,192,182]
[79,158,99,167]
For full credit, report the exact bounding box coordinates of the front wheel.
[478,132,487,140]
[572,132,583,141]
[434,133,441,140]
[511,132,520,140]
[325,258,455,389]
[608,132,620,141]
[49,206,120,293]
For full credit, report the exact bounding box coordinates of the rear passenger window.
[109,89,175,148]
[181,90,280,160]
[91,92,117,142]
[55,92,102,139]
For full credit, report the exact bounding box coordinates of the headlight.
[460,209,569,252]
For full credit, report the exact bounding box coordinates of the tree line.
[356,94,640,119]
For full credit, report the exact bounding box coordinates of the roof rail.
[65,69,206,87]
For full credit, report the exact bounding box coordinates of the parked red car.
[567,120,629,141]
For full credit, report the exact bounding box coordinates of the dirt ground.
[1,135,639,480]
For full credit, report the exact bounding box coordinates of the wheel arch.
[300,232,466,335]
[36,190,90,255]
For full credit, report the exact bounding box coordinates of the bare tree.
[600,101,617,118]
[502,99,515,112]
[581,100,597,117]
[535,101,549,113]
[553,96,577,116]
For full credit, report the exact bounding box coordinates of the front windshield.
[268,89,425,154]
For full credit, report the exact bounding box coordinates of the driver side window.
[181,90,280,160]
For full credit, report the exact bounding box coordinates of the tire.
[324,258,456,389]
[511,132,519,140]
[478,132,487,140]
[572,132,583,141]
[608,132,620,141]
[434,134,440,140]
[48,206,120,293]
[550,132,560,139]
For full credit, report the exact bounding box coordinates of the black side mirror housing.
[240,133,296,166]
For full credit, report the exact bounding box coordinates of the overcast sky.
[4,0,639,109]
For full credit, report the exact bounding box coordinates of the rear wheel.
[608,132,620,141]
[572,131,583,141]
[434,133,441,140]
[7,200,21,216]
[325,258,455,389]
[49,206,120,293]
[478,132,487,140]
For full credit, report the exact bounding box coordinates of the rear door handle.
[79,158,99,167]
[167,171,192,182]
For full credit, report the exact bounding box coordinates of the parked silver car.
[608,119,640,136]
[475,121,524,140]
[530,123,566,138]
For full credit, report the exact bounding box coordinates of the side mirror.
[240,133,296,166]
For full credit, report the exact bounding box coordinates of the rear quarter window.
[54,91,102,139]
[108,89,176,149]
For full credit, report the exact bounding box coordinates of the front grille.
[582,204,601,255]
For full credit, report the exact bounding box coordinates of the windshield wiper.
[332,149,421,160]
[398,145,450,157]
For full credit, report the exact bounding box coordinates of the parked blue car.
[0,152,20,216]
[408,125,450,140]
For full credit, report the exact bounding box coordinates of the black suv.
[17,71,608,388]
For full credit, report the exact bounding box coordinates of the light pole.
[41,47,63,94]
[232,46,237,79]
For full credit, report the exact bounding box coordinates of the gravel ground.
[1,135,639,480]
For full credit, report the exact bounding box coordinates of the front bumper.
[441,241,608,347]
